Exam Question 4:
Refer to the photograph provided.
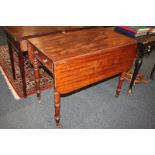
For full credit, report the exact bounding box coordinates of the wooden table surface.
[28,27,137,127]
[137,34,155,44]
[28,28,136,63]
[3,26,81,41]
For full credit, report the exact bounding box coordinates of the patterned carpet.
[0,45,53,98]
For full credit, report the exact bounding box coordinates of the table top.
[3,26,81,41]
[28,27,137,63]
[137,34,155,44]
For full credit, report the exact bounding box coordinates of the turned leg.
[7,41,16,80]
[54,91,62,128]
[115,72,125,97]
[18,51,27,97]
[150,64,155,80]
[27,43,41,103]
[33,57,41,103]
[128,58,143,93]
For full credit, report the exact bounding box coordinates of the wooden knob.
[43,59,48,63]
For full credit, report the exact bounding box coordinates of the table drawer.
[35,51,53,73]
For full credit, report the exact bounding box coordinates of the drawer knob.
[43,59,48,63]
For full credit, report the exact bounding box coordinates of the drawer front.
[54,44,137,94]
[35,51,53,73]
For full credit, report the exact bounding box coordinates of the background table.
[129,35,155,93]
[115,26,155,92]
[3,26,83,97]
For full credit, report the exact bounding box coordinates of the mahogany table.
[3,26,82,97]
[28,28,137,127]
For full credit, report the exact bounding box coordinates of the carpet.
[0,45,53,99]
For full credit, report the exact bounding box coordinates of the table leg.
[54,91,61,128]
[128,58,143,93]
[7,41,16,80]
[115,72,125,97]
[17,51,27,97]
[28,43,41,103]
[128,43,144,93]
[33,57,41,103]
[150,64,155,79]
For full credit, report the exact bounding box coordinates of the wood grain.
[28,27,137,126]
[3,26,81,41]
[3,26,84,97]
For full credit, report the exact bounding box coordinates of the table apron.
[54,45,137,94]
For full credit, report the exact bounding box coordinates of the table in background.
[3,26,84,97]
[115,26,155,92]
[129,35,155,93]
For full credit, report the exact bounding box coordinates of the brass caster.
[56,123,63,128]
[115,93,119,97]
[38,100,41,104]
[128,89,132,94]
[37,97,41,104]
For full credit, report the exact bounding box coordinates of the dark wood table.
[27,28,137,127]
[151,64,155,79]
[3,26,82,97]
[128,35,155,93]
